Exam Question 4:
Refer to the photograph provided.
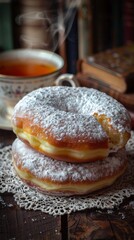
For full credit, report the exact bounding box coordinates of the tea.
[0,60,57,77]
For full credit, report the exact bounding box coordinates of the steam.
[15,0,81,51]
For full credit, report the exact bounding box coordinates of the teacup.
[0,49,64,119]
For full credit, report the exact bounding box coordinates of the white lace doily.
[0,132,134,216]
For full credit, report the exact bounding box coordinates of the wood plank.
[0,193,61,240]
[108,200,134,240]
[68,209,115,240]
[68,198,134,240]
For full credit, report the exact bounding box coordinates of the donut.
[12,138,128,196]
[12,86,131,163]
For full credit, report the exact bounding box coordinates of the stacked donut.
[12,86,131,196]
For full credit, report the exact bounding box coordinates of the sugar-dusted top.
[12,138,127,182]
[12,87,131,141]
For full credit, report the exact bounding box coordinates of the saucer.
[0,102,12,130]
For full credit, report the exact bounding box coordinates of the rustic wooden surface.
[0,129,134,240]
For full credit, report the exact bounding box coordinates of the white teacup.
[0,49,64,119]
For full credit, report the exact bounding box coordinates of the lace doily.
[0,132,134,216]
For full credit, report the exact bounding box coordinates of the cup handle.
[55,74,80,87]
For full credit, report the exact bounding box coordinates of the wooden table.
[0,129,134,240]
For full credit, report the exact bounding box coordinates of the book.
[0,1,13,51]
[111,0,124,47]
[123,0,134,45]
[77,44,134,93]
[11,0,59,50]
[65,2,78,74]
[90,0,112,53]
[56,0,67,73]
[77,0,124,57]
[77,0,93,58]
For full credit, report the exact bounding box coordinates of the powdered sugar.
[12,87,131,143]
[12,139,127,183]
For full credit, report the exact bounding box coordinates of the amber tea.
[0,60,57,77]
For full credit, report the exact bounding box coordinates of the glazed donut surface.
[12,86,131,163]
[12,138,128,196]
